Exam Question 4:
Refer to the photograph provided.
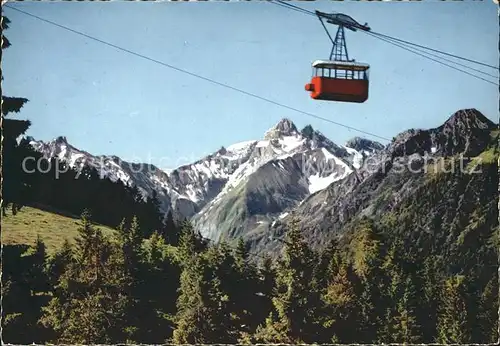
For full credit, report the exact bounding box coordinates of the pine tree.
[417,255,442,342]
[172,253,215,343]
[253,218,322,343]
[174,221,237,343]
[378,240,406,342]
[176,220,207,265]
[1,14,33,215]
[392,275,421,343]
[114,216,148,342]
[234,237,248,270]
[314,238,341,292]
[163,210,181,246]
[321,262,358,343]
[2,243,52,343]
[73,211,115,287]
[144,231,166,265]
[140,190,164,237]
[477,276,499,343]
[436,275,471,344]
[46,239,75,287]
[142,231,180,342]
[40,212,126,343]
[29,235,50,293]
[117,216,144,281]
[350,218,386,342]
[203,242,241,342]
[252,255,276,330]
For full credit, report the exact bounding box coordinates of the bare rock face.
[389,108,495,158]
[264,118,299,140]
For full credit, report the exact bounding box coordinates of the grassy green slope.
[2,206,116,253]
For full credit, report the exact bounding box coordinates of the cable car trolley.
[305,11,371,103]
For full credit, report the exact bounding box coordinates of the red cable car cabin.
[305,60,370,103]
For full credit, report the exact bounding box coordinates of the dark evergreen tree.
[162,209,181,246]
[40,212,127,343]
[321,262,359,343]
[253,218,322,343]
[142,231,181,341]
[436,275,472,344]
[350,218,387,342]
[1,14,34,215]
[477,276,499,343]
[1,243,52,343]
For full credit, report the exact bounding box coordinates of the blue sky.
[3,0,499,169]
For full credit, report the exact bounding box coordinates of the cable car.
[305,60,369,103]
[305,11,371,103]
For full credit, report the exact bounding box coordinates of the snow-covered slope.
[27,118,383,241]
[189,119,380,242]
[28,136,174,212]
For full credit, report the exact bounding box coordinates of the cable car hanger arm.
[316,13,335,46]
[315,10,371,32]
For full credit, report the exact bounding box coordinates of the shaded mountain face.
[28,136,174,213]
[27,119,381,230]
[388,108,495,158]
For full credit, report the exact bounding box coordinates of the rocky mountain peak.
[389,108,497,159]
[24,135,36,143]
[345,137,385,152]
[441,108,495,131]
[54,136,69,145]
[264,118,298,139]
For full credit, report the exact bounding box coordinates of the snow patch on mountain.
[279,135,307,152]
[226,140,257,153]
[343,146,364,169]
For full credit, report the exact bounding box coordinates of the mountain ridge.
[27,118,380,223]
[26,108,497,254]
[261,108,499,256]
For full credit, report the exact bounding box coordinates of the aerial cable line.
[271,0,315,16]
[369,35,498,80]
[369,31,500,71]
[4,5,391,142]
[268,0,499,76]
[361,31,499,86]
[273,0,317,16]
[270,0,313,16]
